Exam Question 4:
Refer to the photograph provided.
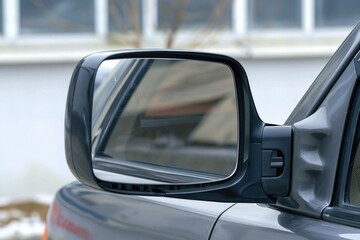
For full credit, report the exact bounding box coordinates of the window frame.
[323,73,360,228]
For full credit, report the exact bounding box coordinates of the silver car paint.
[211,203,360,240]
[48,183,360,240]
[47,182,234,240]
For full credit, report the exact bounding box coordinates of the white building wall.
[0,63,75,198]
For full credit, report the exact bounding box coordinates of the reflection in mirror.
[92,58,238,184]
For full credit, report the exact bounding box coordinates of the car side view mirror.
[65,50,292,202]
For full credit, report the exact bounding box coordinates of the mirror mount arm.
[261,126,292,197]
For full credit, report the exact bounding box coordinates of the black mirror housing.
[65,50,287,203]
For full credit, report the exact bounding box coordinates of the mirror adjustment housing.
[262,126,292,197]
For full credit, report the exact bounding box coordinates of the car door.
[47,183,234,240]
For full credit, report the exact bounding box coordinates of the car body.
[45,23,360,239]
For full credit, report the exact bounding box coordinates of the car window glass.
[348,118,360,205]
[348,134,360,203]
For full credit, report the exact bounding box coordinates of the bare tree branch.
[108,0,140,47]
[166,0,189,48]
[181,0,232,49]
[130,1,142,48]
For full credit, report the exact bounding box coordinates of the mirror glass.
[92,58,238,184]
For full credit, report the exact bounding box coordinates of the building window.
[248,0,301,29]
[108,0,142,33]
[0,0,357,45]
[315,0,360,28]
[157,0,232,31]
[20,0,95,34]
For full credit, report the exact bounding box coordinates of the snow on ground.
[0,194,53,240]
[0,216,44,240]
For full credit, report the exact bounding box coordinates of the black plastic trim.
[331,66,360,207]
[323,206,360,228]
[261,126,292,197]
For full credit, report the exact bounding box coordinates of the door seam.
[208,203,236,240]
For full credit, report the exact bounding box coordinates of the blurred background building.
[1,0,359,197]
[0,0,359,237]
